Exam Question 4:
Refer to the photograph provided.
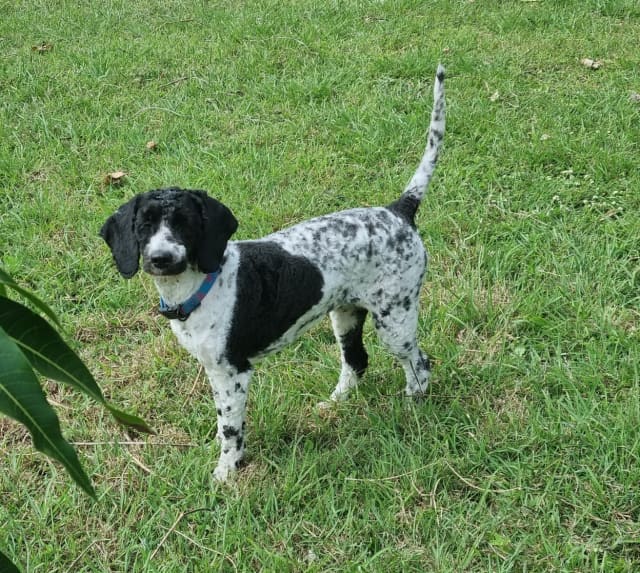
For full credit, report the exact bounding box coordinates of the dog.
[100,65,445,481]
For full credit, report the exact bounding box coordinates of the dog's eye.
[138,208,161,228]
[171,213,187,228]
[137,215,153,228]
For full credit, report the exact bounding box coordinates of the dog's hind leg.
[327,306,368,402]
[372,304,430,398]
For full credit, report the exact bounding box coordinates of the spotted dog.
[100,65,445,481]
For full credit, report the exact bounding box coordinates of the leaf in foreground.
[0,326,95,497]
[0,268,60,327]
[0,296,152,434]
[0,549,21,573]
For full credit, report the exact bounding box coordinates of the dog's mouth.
[142,256,188,277]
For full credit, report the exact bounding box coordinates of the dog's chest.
[161,253,240,369]
[170,310,227,368]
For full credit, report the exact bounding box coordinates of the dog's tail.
[388,65,445,224]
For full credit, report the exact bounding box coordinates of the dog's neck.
[152,267,206,307]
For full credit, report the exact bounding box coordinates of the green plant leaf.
[0,268,61,328]
[0,549,21,573]
[0,326,95,497]
[105,404,154,433]
[0,296,153,434]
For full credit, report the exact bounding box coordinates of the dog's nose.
[150,252,175,268]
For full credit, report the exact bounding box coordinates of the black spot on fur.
[386,196,420,228]
[402,296,412,311]
[216,408,222,416]
[340,308,368,377]
[366,221,376,236]
[225,241,324,371]
[222,425,239,438]
[343,222,358,238]
[412,352,431,375]
[372,313,386,330]
[236,436,243,451]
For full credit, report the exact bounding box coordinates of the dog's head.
[100,188,238,278]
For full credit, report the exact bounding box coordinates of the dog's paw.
[213,463,236,483]
[316,400,333,412]
[315,399,341,421]
[403,391,427,406]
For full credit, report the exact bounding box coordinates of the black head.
[100,188,238,278]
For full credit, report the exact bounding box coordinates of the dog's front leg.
[206,364,252,482]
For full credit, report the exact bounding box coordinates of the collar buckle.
[158,305,189,321]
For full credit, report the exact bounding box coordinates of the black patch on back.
[225,242,324,371]
[386,195,419,228]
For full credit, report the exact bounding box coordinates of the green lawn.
[1,0,639,571]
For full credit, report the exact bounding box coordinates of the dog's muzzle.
[143,252,188,276]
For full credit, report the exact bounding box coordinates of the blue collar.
[158,270,220,321]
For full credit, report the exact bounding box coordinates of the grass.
[1,0,639,570]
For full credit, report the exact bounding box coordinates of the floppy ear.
[99,196,141,278]
[190,191,238,273]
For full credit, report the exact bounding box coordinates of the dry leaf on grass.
[32,42,53,53]
[580,58,602,70]
[103,171,127,186]
[630,93,640,103]
[145,140,158,151]
[489,91,500,102]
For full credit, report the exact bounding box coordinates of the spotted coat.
[100,65,445,481]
